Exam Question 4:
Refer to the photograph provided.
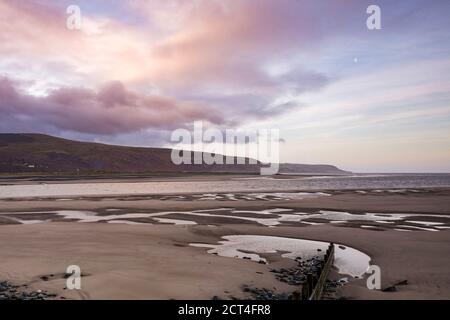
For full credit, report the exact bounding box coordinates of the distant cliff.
[0,133,259,174]
[278,163,351,175]
[0,133,350,175]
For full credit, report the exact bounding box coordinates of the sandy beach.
[1,176,449,300]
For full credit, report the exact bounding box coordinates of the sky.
[0,0,449,172]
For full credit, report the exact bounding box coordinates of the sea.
[0,173,450,199]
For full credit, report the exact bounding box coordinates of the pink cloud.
[0,0,346,90]
[0,78,224,134]
[0,0,356,137]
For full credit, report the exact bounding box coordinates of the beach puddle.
[394,228,413,232]
[246,192,331,201]
[1,209,448,232]
[191,235,371,277]
[404,220,444,226]
[153,218,197,225]
[361,225,380,229]
[108,220,146,225]
[396,225,439,232]
[13,219,46,225]
[193,192,331,201]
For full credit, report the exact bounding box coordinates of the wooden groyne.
[301,243,335,300]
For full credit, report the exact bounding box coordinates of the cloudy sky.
[1,0,449,172]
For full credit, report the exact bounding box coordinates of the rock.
[395,280,408,286]
[382,286,397,292]
[0,280,56,300]
[242,287,291,300]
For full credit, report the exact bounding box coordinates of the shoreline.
[2,188,450,214]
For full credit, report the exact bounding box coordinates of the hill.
[0,133,350,175]
[0,133,258,174]
[278,163,351,175]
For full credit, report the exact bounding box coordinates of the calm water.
[273,173,450,190]
[191,235,370,277]
[0,174,449,199]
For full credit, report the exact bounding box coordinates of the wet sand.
[0,184,449,300]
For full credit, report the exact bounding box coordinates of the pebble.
[241,254,334,300]
[0,281,55,300]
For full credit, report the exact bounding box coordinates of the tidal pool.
[2,209,448,231]
[191,235,371,277]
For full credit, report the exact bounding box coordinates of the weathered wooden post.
[306,242,336,300]
[301,281,310,300]
[292,290,301,300]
